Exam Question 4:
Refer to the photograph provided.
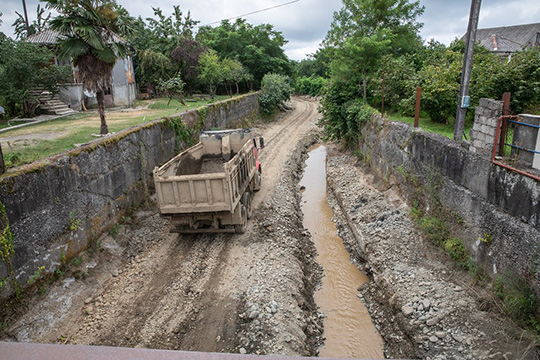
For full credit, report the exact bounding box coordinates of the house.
[474,22,540,58]
[26,29,137,111]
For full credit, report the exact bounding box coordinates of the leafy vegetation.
[495,272,540,335]
[0,39,72,118]
[258,74,292,117]
[44,0,135,135]
[197,18,291,87]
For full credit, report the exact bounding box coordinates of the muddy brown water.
[300,145,384,359]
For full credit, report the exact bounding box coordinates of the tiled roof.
[474,23,540,53]
[26,29,127,45]
[26,29,64,44]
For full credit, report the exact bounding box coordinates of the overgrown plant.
[258,73,292,117]
[494,272,540,335]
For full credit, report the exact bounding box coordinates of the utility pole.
[454,0,482,141]
[21,0,30,36]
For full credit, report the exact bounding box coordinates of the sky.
[1,0,540,61]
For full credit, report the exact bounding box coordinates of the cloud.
[1,0,539,60]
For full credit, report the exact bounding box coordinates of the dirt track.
[1,98,323,356]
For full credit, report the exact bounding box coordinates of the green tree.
[258,73,291,116]
[12,4,51,39]
[171,38,206,94]
[197,49,223,96]
[197,18,291,87]
[157,76,186,106]
[0,38,72,117]
[44,0,134,134]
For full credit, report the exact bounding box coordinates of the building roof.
[475,23,540,53]
[26,29,127,45]
[26,29,64,45]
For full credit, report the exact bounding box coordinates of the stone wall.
[0,93,258,298]
[358,111,540,291]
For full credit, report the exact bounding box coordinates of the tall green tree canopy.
[44,0,135,134]
[197,18,291,86]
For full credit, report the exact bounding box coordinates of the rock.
[435,331,446,339]
[112,270,119,277]
[83,306,94,315]
[249,311,260,319]
[401,305,414,316]
[239,348,247,354]
[452,334,464,343]
[84,297,93,304]
[426,316,442,326]
[429,336,438,343]
[422,299,431,311]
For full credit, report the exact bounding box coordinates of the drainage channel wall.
[0,93,258,298]
[358,114,540,291]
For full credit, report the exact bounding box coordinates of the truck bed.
[154,130,256,216]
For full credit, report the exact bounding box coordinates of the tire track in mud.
[2,97,322,356]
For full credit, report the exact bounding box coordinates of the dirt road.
[1,98,323,356]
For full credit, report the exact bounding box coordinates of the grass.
[0,96,229,169]
[0,121,28,130]
[387,113,474,139]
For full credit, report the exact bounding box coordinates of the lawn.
[387,113,474,140]
[0,96,230,169]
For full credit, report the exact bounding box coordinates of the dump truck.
[153,129,262,234]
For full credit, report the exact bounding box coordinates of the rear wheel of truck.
[242,192,253,219]
[234,204,248,234]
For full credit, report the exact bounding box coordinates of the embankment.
[0,93,258,298]
[357,115,540,291]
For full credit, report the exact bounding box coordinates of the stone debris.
[325,149,537,360]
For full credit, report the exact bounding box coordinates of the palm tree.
[44,0,133,134]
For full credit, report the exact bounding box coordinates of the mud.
[300,144,384,359]
[0,98,324,357]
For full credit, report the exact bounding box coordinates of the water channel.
[299,145,384,359]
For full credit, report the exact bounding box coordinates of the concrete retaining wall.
[0,93,258,298]
[359,112,540,290]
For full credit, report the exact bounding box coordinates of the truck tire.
[253,167,262,191]
[242,192,252,219]
[235,204,248,234]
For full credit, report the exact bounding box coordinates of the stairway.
[29,89,77,116]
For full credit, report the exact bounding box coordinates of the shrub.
[258,73,291,116]
[494,272,540,333]
[294,76,329,96]
[320,80,376,146]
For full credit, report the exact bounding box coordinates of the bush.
[258,73,291,116]
[320,80,376,146]
[294,76,329,96]
[494,272,540,333]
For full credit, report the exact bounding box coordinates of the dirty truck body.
[153,129,261,234]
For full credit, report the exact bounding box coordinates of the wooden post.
[0,143,5,176]
[414,87,422,128]
[498,92,511,156]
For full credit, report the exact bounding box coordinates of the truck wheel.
[242,192,253,219]
[235,204,248,234]
[253,168,262,191]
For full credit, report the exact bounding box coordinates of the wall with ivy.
[0,93,258,299]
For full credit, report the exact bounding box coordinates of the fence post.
[414,87,422,128]
[498,92,511,156]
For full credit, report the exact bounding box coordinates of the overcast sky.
[1,0,540,60]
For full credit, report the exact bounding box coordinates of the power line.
[197,0,300,27]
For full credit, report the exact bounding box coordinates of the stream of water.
[300,144,384,359]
